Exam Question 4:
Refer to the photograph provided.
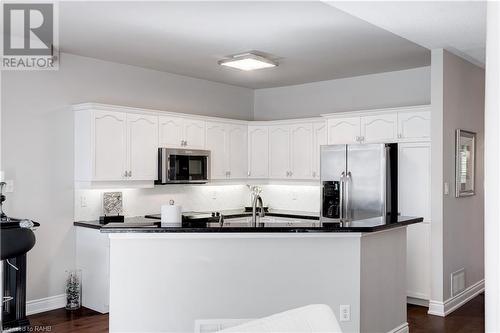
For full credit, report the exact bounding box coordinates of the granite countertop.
[74,214,423,233]
[145,208,320,221]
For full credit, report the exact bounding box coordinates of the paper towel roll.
[161,200,182,227]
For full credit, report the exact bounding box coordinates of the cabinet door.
[312,121,327,179]
[398,142,431,221]
[205,122,228,180]
[227,124,248,179]
[399,142,431,300]
[362,113,398,143]
[248,126,269,178]
[93,110,127,180]
[127,114,158,181]
[158,115,184,148]
[184,119,206,149]
[407,223,431,300]
[268,125,290,179]
[398,110,431,141]
[327,117,361,144]
[290,124,313,179]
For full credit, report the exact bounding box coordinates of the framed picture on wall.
[455,129,476,197]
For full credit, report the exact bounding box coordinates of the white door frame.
[485,2,500,332]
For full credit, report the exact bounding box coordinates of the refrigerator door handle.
[345,171,352,222]
[340,171,345,222]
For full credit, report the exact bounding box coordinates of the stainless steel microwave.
[156,148,210,184]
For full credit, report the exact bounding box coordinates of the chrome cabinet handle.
[247,171,251,177]
[345,171,352,222]
[184,140,188,146]
[124,171,128,178]
[129,170,132,177]
[340,171,345,222]
[289,171,293,177]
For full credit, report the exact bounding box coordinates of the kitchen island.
[75,215,421,333]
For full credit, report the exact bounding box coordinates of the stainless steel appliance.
[156,148,210,184]
[320,143,397,226]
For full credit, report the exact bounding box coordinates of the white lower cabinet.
[76,227,110,314]
[406,222,431,300]
[398,142,431,300]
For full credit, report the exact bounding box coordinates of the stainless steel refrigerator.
[320,143,398,226]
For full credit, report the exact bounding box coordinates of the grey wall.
[253,66,431,120]
[430,49,485,304]
[442,50,485,300]
[1,53,254,301]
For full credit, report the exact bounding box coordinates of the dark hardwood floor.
[28,293,484,332]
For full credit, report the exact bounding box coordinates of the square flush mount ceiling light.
[218,53,278,71]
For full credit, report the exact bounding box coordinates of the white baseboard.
[26,294,66,315]
[407,297,429,307]
[388,322,409,333]
[428,279,484,317]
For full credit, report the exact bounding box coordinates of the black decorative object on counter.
[99,215,125,224]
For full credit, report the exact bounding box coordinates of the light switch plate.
[444,182,449,196]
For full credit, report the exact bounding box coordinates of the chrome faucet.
[251,193,265,227]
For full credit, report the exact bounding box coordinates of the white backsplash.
[74,184,320,221]
[257,185,320,212]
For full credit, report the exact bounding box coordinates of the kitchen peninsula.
[75,215,422,333]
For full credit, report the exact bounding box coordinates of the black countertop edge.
[75,217,423,233]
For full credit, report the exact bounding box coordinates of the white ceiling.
[328,1,486,68]
[59,1,430,89]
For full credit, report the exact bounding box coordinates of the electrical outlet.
[80,196,87,208]
[4,180,14,193]
[444,182,450,196]
[339,305,350,322]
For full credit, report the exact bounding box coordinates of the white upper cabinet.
[327,117,361,144]
[75,108,158,185]
[269,126,290,179]
[312,121,327,179]
[183,119,206,149]
[326,106,431,145]
[248,126,269,178]
[290,124,313,179]
[127,114,159,181]
[93,110,128,181]
[205,121,228,180]
[205,122,248,180]
[361,113,398,143]
[397,108,431,141]
[159,115,205,149]
[158,115,184,148]
[227,124,248,179]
